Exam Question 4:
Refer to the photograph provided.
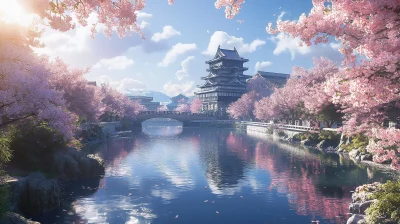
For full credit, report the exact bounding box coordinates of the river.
[33,121,394,224]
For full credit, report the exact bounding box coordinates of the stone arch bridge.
[133,111,216,127]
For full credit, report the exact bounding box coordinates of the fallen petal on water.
[216,211,219,214]
[204,200,208,202]
[175,215,179,219]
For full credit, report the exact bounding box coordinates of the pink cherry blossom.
[175,103,191,113]
[100,84,145,120]
[190,98,202,113]
[157,105,168,112]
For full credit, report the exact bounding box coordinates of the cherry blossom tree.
[218,0,399,168]
[190,98,202,113]
[214,0,246,19]
[17,0,174,38]
[254,80,305,123]
[254,58,341,126]
[175,103,190,113]
[48,58,103,122]
[228,74,274,120]
[157,105,168,112]
[227,91,257,120]
[99,84,145,121]
[265,0,400,168]
[0,22,76,139]
[246,74,274,99]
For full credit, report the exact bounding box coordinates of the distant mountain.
[124,90,171,103]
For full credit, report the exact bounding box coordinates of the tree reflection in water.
[32,127,393,224]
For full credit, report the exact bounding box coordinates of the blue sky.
[39,0,343,97]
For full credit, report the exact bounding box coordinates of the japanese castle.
[195,46,290,116]
[195,46,251,115]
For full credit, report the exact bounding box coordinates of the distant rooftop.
[256,71,289,79]
[128,96,153,100]
[87,81,97,86]
[206,46,248,63]
[171,94,188,101]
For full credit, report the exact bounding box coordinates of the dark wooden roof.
[206,46,249,64]
[257,71,289,79]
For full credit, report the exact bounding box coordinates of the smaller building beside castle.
[167,94,189,111]
[128,96,160,111]
[254,71,289,87]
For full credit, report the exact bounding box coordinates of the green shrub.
[0,135,12,166]
[79,124,105,142]
[292,133,320,142]
[266,126,274,135]
[319,130,341,141]
[365,180,400,224]
[120,118,133,130]
[277,130,287,138]
[341,133,369,153]
[292,133,305,141]
[0,184,9,219]
[9,122,66,170]
[0,132,12,219]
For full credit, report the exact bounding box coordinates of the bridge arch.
[133,111,216,127]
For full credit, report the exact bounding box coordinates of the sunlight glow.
[0,0,35,26]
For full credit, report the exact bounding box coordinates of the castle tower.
[195,46,251,115]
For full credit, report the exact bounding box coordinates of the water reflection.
[142,118,183,136]
[33,126,393,224]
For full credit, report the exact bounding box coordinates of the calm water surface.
[34,122,394,224]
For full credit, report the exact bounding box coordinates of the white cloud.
[97,75,119,88]
[94,56,134,70]
[270,33,343,61]
[37,12,100,56]
[151,25,181,42]
[158,43,197,67]
[136,12,152,29]
[139,20,149,29]
[202,31,266,56]
[163,81,194,96]
[39,26,90,54]
[255,61,273,71]
[270,33,311,59]
[136,12,153,19]
[175,56,195,81]
[117,78,148,92]
[96,76,147,93]
[269,11,342,61]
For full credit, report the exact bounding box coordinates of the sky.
[38,0,343,97]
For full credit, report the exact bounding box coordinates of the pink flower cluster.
[225,0,400,169]
[0,21,145,141]
[227,75,274,119]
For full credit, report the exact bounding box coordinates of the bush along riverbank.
[347,181,400,224]
[277,129,391,169]
[0,122,105,223]
[248,126,400,223]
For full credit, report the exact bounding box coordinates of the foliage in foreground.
[8,122,66,170]
[365,180,400,224]
[0,133,12,218]
[0,185,9,219]
[341,134,369,153]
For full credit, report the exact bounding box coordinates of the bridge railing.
[239,121,320,132]
[139,111,214,117]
